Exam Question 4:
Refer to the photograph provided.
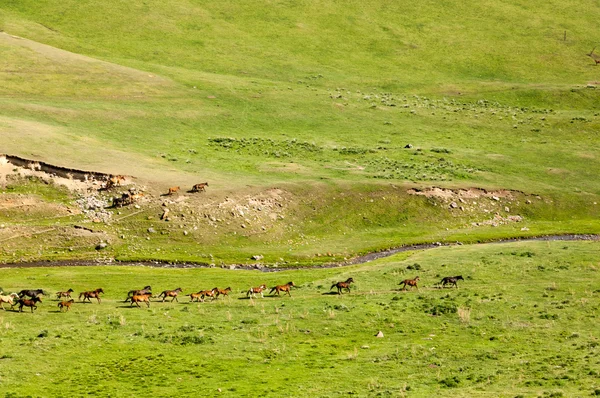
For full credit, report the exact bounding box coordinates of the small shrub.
[439,376,460,388]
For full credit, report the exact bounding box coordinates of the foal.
[130,293,152,308]
[246,284,267,299]
[58,299,75,312]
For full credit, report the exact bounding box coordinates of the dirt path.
[1,234,597,271]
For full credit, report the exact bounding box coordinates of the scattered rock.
[375,331,384,338]
[251,255,264,261]
[147,228,156,233]
[95,242,108,250]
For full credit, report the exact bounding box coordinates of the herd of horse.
[101,173,209,208]
[0,275,464,313]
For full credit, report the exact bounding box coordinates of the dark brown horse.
[247,284,267,298]
[330,278,354,294]
[56,288,74,299]
[399,276,420,291]
[270,282,295,297]
[79,288,104,303]
[17,297,42,313]
[58,299,75,312]
[18,289,45,299]
[439,275,464,288]
[157,288,183,302]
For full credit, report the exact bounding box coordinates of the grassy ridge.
[0,241,599,396]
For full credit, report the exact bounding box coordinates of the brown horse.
[167,186,180,195]
[191,182,209,192]
[79,288,104,303]
[58,299,75,312]
[331,278,354,294]
[214,287,231,298]
[17,297,42,313]
[125,286,152,302]
[439,275,464,288]
[56,288,74,299]
[270,282,295,297]
[158,288,183,302]
[246,284,267,298]
[399,276,420,291]
[188,291,204,302]
[200,288,218,302]
[130,293,152,308]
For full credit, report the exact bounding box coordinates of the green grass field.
[1,240,599,397]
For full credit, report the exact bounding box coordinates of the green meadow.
[1,241,599,397]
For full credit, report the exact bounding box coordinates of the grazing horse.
[270,282,295,297]
[191,182,209,192]
[247,284,267,298]
[58,299,75,312]
[439,275,464,288]
[18,289,45,299]
[130,293,151,308]
[125,286,152,302]
[167,186,180,195]
[17,297,42,313]
[0,293,19,310]
[330,278,354,294]
[214,287,231,298]
[56,288,74,299]
[399,276,420,291]
[79,288,104,304]
[157,288,183,302]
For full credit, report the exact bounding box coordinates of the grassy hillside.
[0,1,599,263]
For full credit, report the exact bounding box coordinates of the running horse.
[191,182,208,193]
[17,296,42,313]
[439,275,464,288]
[58,299,75,312]
[79,288,104,303]
[18,289,45,299]
[214,287,231,298]
[330,278,354,294]
[157,288,183,302]
[0,293,19,310]
[130,293,152,308]
[246,284,267,299]
[270,282,295,297]
[56,288,74,299]
[399,276,420,291]
[125,286,152,302]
